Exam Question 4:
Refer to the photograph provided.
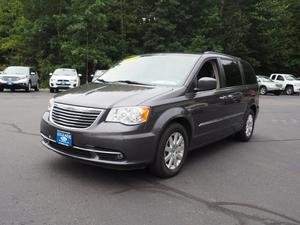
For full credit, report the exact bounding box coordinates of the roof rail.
[204,51,240,60]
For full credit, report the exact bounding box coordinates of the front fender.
[151,106,194,136]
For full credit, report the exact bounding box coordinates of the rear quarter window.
[242,61,257,84]
[221,59,243,87]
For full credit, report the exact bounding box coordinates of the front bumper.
[40,112,157,170]
[0,81,28,89]
[49,82,77,89]
[294,87,300,93]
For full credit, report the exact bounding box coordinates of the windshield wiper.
[115,80,148,85]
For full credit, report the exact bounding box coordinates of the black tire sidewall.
[35,82,39,91]
[286,86,293,95]
[151,123,189,178]
[242,110,255,141]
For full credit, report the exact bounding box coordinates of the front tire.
[235,110,255,142]
[34,82,40,92]
[25,82,31,92]
[150,123,189,178]
[285,86,294,95]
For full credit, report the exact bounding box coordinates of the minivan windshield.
[99,55,200,86]
[53,69,77,76]
[4,66,29,75]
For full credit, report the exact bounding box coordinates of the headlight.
[48,98,54,111]
[106,106,150,125]
[71,79,77,82]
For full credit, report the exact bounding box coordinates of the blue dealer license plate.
[56,130,72,147]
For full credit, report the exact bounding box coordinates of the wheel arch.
[152,107,194,146]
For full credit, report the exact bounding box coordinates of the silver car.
[257,75,283,95]
[0,66,39,92]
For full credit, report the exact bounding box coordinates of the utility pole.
[86,29,89,84]
[120,0,125,57]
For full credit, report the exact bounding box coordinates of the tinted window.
[277,75,284,81]
[221,59,243,87]
[271,75,276,80]
[242,61,256,84]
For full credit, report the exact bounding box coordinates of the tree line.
[0,0,299,85]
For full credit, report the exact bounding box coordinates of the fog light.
[116,153,124,160]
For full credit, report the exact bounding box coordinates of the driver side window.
[196,60,220,89]
[277,75,284,81]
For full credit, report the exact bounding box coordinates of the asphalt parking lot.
[0,91,300,225]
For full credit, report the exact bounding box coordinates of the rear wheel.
[0,87,3,92]
[285,86,294,95]
[235,110,255,142]
[259,86,267,95]
[150,123,188,178]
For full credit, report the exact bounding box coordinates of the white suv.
[270,74,300,95]
[49,68,81,93]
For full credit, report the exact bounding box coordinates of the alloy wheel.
[245,114,254,137]
[164,132,185,170]
[260,87,267,95]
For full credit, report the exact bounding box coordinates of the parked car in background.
[256,75,283,95]
[270,74,300,95]
[0,66,39,92]
[49,68,81,93]
[41,52,259,178]
[91,70,107,82]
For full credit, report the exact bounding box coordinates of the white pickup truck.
[270,74,300,95]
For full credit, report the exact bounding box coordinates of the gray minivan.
[40,52,259,178]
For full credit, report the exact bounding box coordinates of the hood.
[54,83,175,108]
[51,75,78,80]
[1,74,27,78]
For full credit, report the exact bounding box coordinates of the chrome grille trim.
[2,76,20,81]
[50,103,104,130]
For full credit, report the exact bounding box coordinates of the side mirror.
[49,73,53,76]
[195,77,216,91]
[78,74,82,77]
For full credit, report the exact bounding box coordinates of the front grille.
[56,80,70,86]
[51,103,103,129]
[3,76,20,81]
